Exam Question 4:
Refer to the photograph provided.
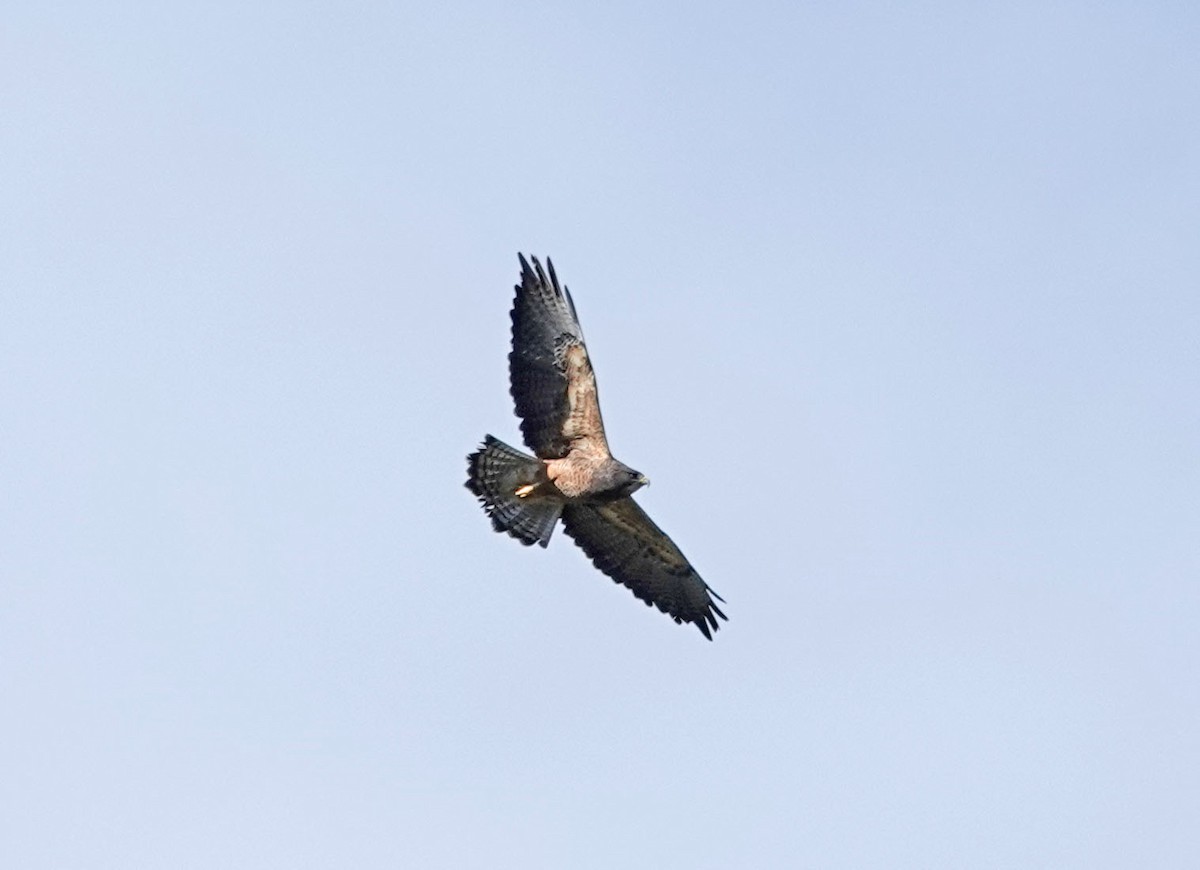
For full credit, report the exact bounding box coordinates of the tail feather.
[466,436,562,548]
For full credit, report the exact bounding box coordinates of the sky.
[2,2,1198,867]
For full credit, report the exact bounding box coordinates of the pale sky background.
[3,3,1198,868]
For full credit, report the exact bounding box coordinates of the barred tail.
[465,436,562,548]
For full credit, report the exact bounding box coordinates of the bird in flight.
[466,255,727,639]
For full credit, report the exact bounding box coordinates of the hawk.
[466,254,727,639]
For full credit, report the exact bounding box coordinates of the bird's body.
[466,255,727,639]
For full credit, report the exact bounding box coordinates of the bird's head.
[618,465,650,496]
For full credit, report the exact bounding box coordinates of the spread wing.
[509,254,609,460]
[560,499,727,640]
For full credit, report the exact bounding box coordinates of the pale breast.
[546,452,607,500]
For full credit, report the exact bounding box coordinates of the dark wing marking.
[560,498,727,640]
[509,254,609,460]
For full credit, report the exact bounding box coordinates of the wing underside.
[561,498,727,640]
[509,255,608,460]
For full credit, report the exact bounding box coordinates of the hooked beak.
[637,474,650,487]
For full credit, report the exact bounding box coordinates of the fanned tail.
[465,436,562,548]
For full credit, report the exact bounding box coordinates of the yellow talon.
[514,484,536,498]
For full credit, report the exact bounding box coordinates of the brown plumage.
[466,255,727,639]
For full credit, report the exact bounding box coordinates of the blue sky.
[3,3,1198,867]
